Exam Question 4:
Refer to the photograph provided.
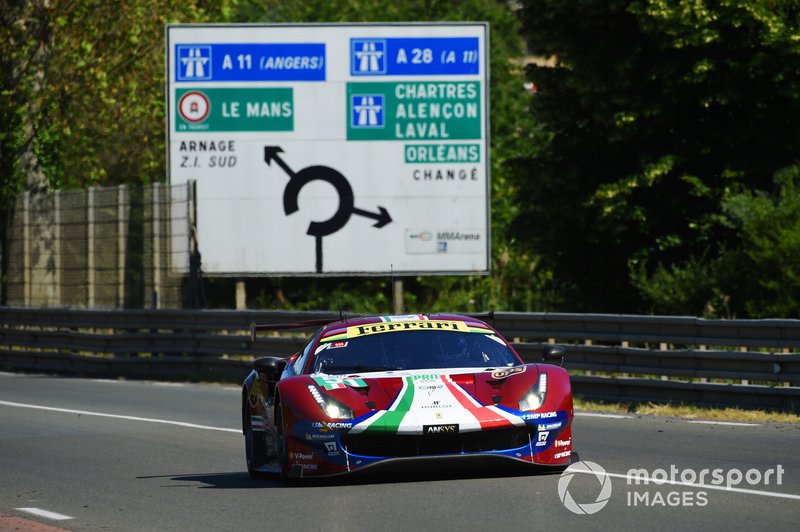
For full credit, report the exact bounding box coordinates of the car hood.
[308,366,540,435]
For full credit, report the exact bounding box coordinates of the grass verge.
[574,397,800,423]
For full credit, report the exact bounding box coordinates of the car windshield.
[311,329,519,374]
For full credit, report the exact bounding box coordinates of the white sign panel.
[166,23,489,275]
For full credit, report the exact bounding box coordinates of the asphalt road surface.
[1,371,799,531]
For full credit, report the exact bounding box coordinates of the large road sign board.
[166,23,489,275]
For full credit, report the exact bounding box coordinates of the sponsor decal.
[323,441,341,456]
[320,330,348,343]
[329,341,348,349]
[537,422,563,431]
[412,374,441,381]
[248,376,262,408]
[250,415,266,431]
[490,366,526,380]
[536,430,550,446]
[556,439,571,448]
[419,384,444,391]
[420,402,453,409]
[380,315,430,322]
[312,375,367,390]
[305,433,335,441]
[423,424,459,434]
[290,451,314,461]
[554,450,572,459]
[313,421,353,432]
[315,343,332,354]
[300,464,318,471]
[347,320,468,338]
[521,411,557,420]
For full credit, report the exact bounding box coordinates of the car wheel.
[276,403,290,480]
[244,401,267,478]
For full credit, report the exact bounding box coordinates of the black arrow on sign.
[263,146,294,177]
[353,206,392,228]
[264,146,392,272]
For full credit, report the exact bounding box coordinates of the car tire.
[244,401,268,478]
[276,403,290,480]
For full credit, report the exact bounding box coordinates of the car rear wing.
[466,311,495,327]
[249,318,339,343]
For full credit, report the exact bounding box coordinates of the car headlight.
[307,385,354,420]
[519,373,548,411]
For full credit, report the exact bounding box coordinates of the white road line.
[16,508,73,520]
[0,400,240,433]
[575,411,763,426]
[575,412,634,419]
[687,420,760,427]
[573,469,800,501]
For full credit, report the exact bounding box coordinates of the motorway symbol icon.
[351,39,386,75]
[177,46,212,80]
[351,95,384,128]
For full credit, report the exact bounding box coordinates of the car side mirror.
[542,345,565,365]
[253,356,287,381]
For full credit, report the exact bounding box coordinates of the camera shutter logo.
[558,461,612,515]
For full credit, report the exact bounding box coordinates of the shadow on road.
[137,460,565,490]
[137,471,283,489]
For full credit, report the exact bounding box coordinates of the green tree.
[515,0,800,315]
[0,0,224,305]
[721,166,800,316]
[1,0,232,194]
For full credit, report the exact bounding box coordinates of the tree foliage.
[722,166,800,317]
[515,0,800,315]
[0,0,224,199]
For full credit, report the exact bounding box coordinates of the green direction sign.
[175,87,293,132]
[347,81,481,141]
[404,143,480,163]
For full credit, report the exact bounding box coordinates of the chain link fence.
[1,182,201,309]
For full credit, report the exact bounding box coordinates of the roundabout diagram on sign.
[264,146,392,272]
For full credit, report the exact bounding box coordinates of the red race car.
[242,314,574,479]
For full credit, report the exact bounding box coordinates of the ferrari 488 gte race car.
[242,314,574,479]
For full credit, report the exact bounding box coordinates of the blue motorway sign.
[350,37,479,76]
[176,43,326,82]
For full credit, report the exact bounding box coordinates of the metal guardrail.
[1,308,798,411]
